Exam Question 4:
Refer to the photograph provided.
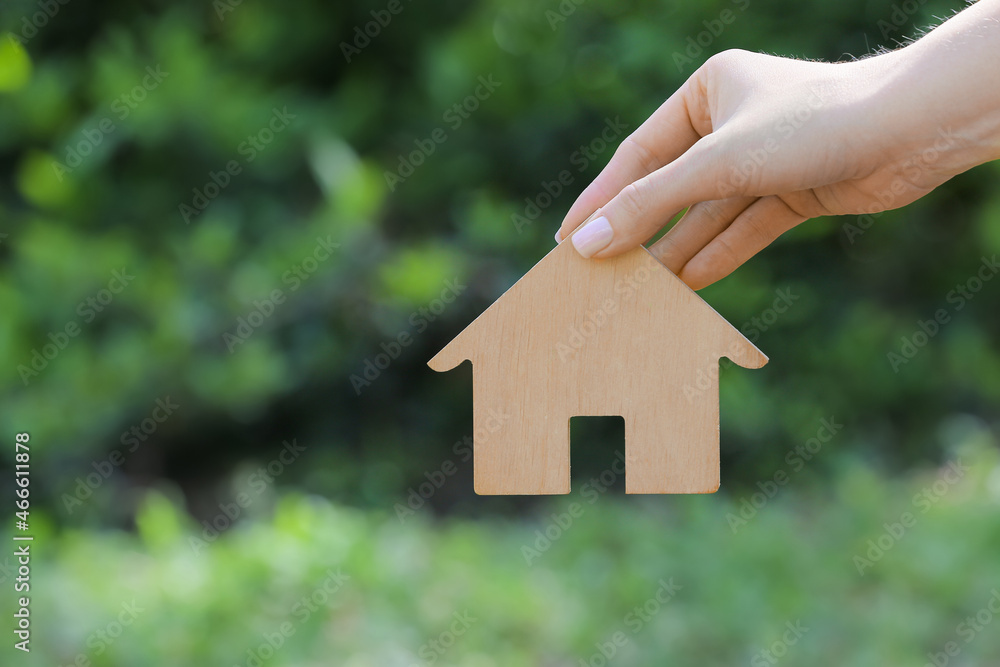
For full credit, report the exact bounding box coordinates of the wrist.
[864,6,1000,178]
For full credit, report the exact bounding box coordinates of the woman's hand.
[556,1,1000,289]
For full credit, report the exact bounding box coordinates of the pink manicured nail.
[571,216,613,258]
[554,229,563,244]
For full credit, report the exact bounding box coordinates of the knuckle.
[742,210,774,246]
[615,180,649,220]
[698,199,728,226]
[713,235,743,267]
[617,136,660,175]
[703,48,748,74]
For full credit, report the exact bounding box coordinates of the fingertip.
[571,216,614,259]
[587,219,654,260]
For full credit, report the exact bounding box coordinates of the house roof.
[428,234,767,373]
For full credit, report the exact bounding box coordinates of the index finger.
[556,78,706,243]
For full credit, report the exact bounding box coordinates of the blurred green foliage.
[2,0,1000,660]
[1,0,997,514]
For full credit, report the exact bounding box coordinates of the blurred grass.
[7,435,1000,666]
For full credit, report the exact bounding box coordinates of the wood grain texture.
[428,229,767,495]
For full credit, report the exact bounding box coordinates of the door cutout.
[569,416,625,493]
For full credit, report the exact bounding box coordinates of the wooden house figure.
[428,230,767,495]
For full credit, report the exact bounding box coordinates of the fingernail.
[571,216,613,258]
[554,229,563,244]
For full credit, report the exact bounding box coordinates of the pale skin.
[556,0,1000,289]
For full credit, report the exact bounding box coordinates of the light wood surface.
[428,230,767,495]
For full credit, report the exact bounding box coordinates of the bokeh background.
[3,0,1000,664]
